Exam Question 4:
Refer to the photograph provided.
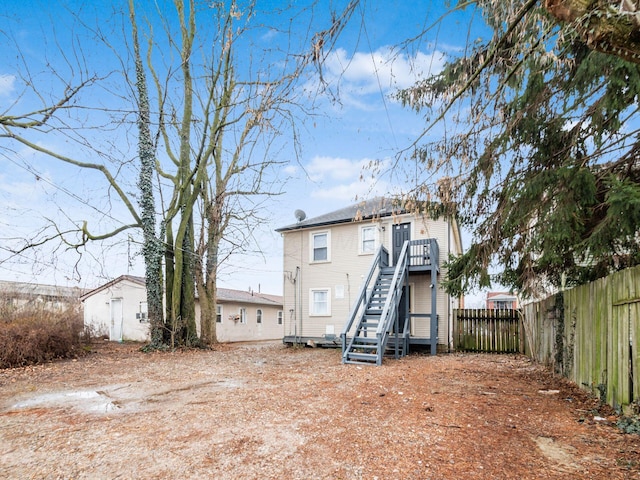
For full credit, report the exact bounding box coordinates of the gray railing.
[341,245,389,355]
[407,238,439,269]
[375,241,410,363]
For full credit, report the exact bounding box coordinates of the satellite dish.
[294,209,306,222]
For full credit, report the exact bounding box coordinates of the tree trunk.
[129,0,165,348]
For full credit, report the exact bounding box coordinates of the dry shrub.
[0,305,86,369]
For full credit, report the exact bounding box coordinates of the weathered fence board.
[523,265,640,412]
[454,309,522,353]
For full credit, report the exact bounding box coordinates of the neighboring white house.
[81,275,283,343]
[212,288,284,343]
[0,280,85,313]
[81,276,149,342]
[276,197,463,362]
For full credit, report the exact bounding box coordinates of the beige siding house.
[276,197,463,364]
[210,288,284,343]
[81,276,283,343]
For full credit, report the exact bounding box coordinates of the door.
[392,223,411,265]
[110,298,123,342]
[395,284,412,334]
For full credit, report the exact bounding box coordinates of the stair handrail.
[341,245,388,356]
[376,240,410,345]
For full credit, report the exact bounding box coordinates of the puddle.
[12,389,120,414]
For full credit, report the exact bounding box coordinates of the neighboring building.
[275,197,463,365]
[81,275,283,343]
[486,292,519,310]
[81,276,148,341]
[0,280,85,313]
[213,288,284,343]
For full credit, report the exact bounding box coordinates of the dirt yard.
[1,341,639,479]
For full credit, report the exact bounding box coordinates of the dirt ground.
[1,341,639,480]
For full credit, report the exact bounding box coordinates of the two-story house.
[276,197,463,365]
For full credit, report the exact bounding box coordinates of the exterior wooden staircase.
[341,238,440,365]
[341,245,410,365]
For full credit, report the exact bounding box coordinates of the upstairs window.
[311,231,330,262]
[361,225,376,254]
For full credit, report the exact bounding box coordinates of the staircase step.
[351,336,378,344]
[350,343,378,350]
[346,352,378,362]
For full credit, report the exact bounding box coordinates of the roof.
[0,280,86,299]
[80,275,146,301]
[487,293,518,302]
[81,275,282,307]
[217,288,282,307]
[276,196,408,232]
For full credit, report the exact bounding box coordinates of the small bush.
[0,306,86,368]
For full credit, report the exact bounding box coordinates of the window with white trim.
[256,308,263,323]
[360,225,376,254]
[277,310,283,325]
[216,305,222,323]
[239,307,247,324]
[310,231,330,262]
[310,288,331,316]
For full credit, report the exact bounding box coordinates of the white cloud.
[304,155,390,202]
[283,164,299,175]
[317,46,447,107]
[0,74,16,97]
[306,155,370,182]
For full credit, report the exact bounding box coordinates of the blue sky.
[0,1,489,305]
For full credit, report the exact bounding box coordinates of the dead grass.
[0,305,85,368]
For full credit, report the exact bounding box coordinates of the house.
[486,292,519,310]
[0,280,85,313]
[81,276,149,341]
[81,275,284,343]
[213,288,284,342]
[275,197,463,365]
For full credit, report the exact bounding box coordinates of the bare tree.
[130,0,359,345]
[2,0,359,347]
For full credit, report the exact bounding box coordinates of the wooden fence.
[454,309,523,353]
[522,265,640,412]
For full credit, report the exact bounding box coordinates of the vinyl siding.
[281,213,462,345]
[212,302,284,342]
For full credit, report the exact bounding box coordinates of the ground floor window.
[256,308,262,324]
[277,310,283,325]
[216,305,222,323]
[310,288,330,316]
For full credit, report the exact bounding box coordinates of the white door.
[110,298,123,341]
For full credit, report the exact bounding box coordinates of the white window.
[216,305,222,323]
[310,288,331,316]
[277,310,283,325]
[495,301,513,310]
[239,307,247,324]
[360,225,376,254]
[256,308,263,324]
[310,231,330,262]
[136,301,148,322]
